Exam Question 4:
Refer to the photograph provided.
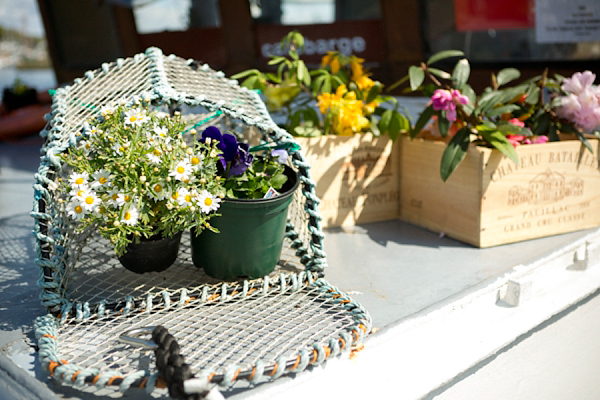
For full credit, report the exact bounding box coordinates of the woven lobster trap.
[31,48,371,399]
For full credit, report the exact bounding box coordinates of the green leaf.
[426,50,465,66]
[480,130,519,165]
[461,84,477,106]
[486,104,520,117]
[440,127,470,182]
[525,86,540,105]
[378,109,393,132]
[410,104,434,138]
[271,172,288,189]
[496,68,520,86]
[369,115,381,137]
[231,69,261,79]
[575,131,594,153]
[428,67,451,80]
[267,57,287,66]
[438,114,450,137]
[409,66,425,91]
[366,83,382,104]
[532,113,550,136]
[497,123,531,137]
[387,75,409,92]
[386,112,403,141]
[452,58,470,88]
[398,113,410,132]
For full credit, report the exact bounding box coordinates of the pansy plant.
[59,102,226,256]
[200,127,289,199]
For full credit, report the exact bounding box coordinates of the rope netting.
[31,47,371,397]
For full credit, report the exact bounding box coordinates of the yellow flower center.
[99,177,107,184]
[112,193,119,201]
[172,192,179,200]
[85,196,94,205]
[185,194,192,202]
[124,212,132,220]
[204,197,213,206]
[154,184,163,192]
[129,116,137,123]
[154,149,161,156]
[77,189,85,197]
[124,195,131,202]
[177,166,185,174]
[191,157,199,165]
[75,177,84,185]
[74,205,83,213]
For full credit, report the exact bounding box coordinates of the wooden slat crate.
[399,136,600,247]
[296,133,400,227]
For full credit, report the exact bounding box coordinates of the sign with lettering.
[536,0,600,43]
[254,19,385,65]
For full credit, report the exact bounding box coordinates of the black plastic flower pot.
[118,231,183,274]
[191,165,300,280]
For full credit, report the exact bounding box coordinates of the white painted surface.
[431,290,600,400]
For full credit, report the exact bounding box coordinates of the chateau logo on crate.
[297,133,399,227]
[508,170,583,206]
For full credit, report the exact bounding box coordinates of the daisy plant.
[232,31,410,140]
[392,50,600,181]
[59,101,225,256]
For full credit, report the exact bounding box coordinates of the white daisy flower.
[100,103,115,117]
[188,153,204,170]
[67,199,87,220]
[123,108,147,126]
[80,190,100,212]
[69,172,89,188]
[91,170,112,190]
[198,190,220,214]
[111,140,129,156]
[146,148,162,164]
[153,125,168,139]
[69,186,89,201]
[78,139,93,154]
[175,187,193,206]
[148,182,169,201]
[169,161,193,182]
[121,205,139,226]
[106,190,123,208]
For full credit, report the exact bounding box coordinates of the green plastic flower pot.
[191,165,300,280]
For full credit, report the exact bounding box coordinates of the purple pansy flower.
[201,126,253,176]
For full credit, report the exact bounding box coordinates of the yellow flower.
[264,80,301,111]
[318,84,369,135]
[321,51,341,74]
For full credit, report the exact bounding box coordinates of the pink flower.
[562,71,596,95]
[431,89,469,122]
[557,72,600,133]
[508,118,525,128]
[533,136,549,144]
[507,134,526,148]
[431,89,453,110]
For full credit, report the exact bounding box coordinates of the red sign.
[454,0,535,31]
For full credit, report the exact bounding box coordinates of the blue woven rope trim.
[34,275,371,392]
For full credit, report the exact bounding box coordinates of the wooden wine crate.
[399,136,600,247]
[296,133,400,227]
